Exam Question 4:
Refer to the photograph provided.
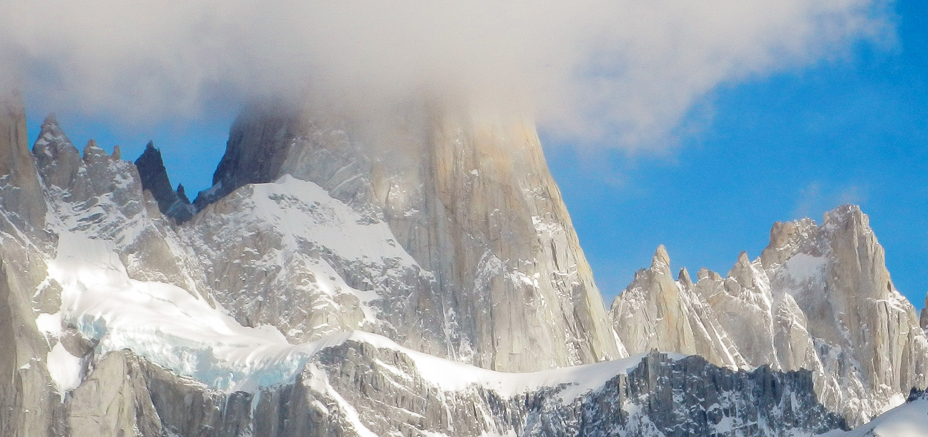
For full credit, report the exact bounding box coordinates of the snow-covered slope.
[820,390,928,437]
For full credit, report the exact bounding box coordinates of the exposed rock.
[611,246,747,369]
[64,340,847,437]
[32,118,206,295]
[67,351,162,437]
[611,205,928,425]
[0,91,60,437]
[134,141,196,223]
[0,91,46,233]
[921,294,928,330]
[192,100,623,372]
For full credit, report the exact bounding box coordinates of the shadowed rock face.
[54,346,848,437]
[611,205,928,426]
[194,100,624,372]
[134,141,195,223]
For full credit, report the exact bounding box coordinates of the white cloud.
[793,182,869,220]
[0,0,891,150]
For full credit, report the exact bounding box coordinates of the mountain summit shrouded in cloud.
[0,0,889,149]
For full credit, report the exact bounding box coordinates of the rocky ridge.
[0,90,925,435]
[134,141,196,223]
[610,208,928,425]
[190,100,624,372]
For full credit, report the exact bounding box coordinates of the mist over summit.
[1,0,890,149]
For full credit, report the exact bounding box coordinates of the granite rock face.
[0,92,60,437]
[36,341,850,437]
[611,245,747,370]
[611,206,928,425]
[193,100,624,372]
[920,294,928,330]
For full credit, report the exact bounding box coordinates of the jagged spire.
[678,267,693,288]
[134,141,195,223]
[651,244,671,269]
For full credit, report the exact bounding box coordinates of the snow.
[783,253,827,282]
[46,222,666,400]
[48,231,352,392]
[348,330,683,401]
[819,394,928,436]
[35,311,61,342]
[47,342,82,397]
[532,215,563,236]
[248,175,418,266]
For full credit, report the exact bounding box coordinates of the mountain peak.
[42,113,59,129]
[737,250,750,266]
[824,204,867,230]
[134,141,195,223]
[678,267,693,288]
[652,244,671,269]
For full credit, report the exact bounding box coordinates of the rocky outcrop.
[67,351,162,437]
[0,92,61,437]
[921,294,928,330]
[611,245,747,369]
[181,176,445,353]
[0,93,920,436]
[31,118,204,294]
[0,92,46,232]
[611,205,928,425]
[192,100,623,372]
[53,341,849,437]
[134,141,195,223]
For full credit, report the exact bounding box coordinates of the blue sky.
[22,0,928,310]
[549,0,928,306]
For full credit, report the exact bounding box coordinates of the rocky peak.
[176,183,190,204]
[613,204,928,424]
[678,267,693,289]
[651,244,671,271]
[32,114,83,191]
[611,245,747,369]
[134,141,195,223]
[190,98,623,371]
[726,251,763,296]
[32,114,72,161]
[82,139,109,164]
[194,101,303,209]
[696,267,721,281]
[761,220,799,269]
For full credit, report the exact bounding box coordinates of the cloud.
[0,0,891,150]
[793,182,869,220]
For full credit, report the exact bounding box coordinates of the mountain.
[186,99,624,372]
[134,141,196,223]
[821,389,928,437]
[0,89,925,435]
[611,207,928,425]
